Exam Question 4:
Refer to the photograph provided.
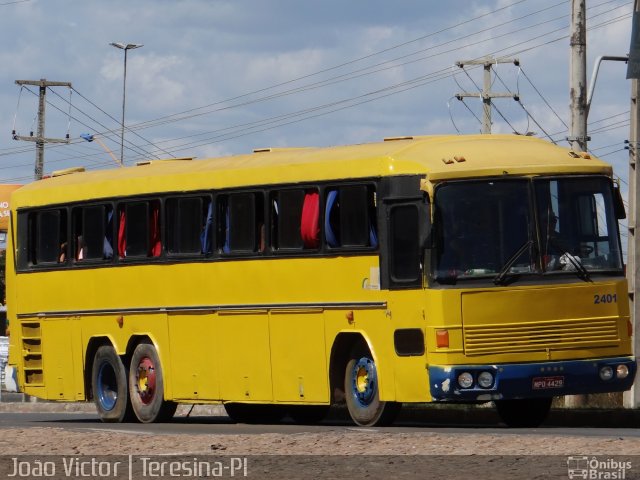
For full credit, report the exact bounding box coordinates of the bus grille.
[463,317,620,356]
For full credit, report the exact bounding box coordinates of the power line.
[115,11,634,162]
[69,88,175,158]
[125,0,622,136]
[519,67,569,129]
[0,1,630,174]
[128,0,543,131]
[0,0,30,5]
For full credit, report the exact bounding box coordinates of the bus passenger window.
[118,202,148,257]
[325,190,340,247]
[201,200,213,254]
[271,189,305,250]
[341,185,370,247]
[104,209,114,259]
[33,209,67,265]
[149,201,161,257]
[220,193,264,253]
[117,200,162,258]
[300,190,320,249]
[166,196,207,255]
[325,185,377,248]
[73,205,111,261]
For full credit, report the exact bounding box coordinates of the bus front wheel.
[91,345,134,423]
[128,341,177,423]
[344,349,401,427]
[495,397,552,427]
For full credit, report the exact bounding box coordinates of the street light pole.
[109,42,143,165]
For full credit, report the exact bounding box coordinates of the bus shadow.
[28,405,640,429]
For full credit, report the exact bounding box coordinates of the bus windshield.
[433,176,623,283]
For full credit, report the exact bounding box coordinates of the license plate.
[532,376,564,389]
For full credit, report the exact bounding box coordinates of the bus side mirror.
[614,185,626,220]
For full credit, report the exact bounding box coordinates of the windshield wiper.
[547,238,591,282]
[493,240,533,285]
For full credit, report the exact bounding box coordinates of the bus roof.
[12,134,612,208]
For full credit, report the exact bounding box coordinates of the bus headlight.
[457,372,474,388]
[616,365,629,379]
[599,366,614,381]
[477,371,494,388]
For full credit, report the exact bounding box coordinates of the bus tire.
[495,397,552,427]
[129,341,176,423]
[224,403,286,424]
[287,405,330,424]
[91,345,134,423]
[344,348,401,427]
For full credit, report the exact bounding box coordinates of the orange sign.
[0,185,22,231]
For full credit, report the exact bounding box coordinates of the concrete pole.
[624,0,640,409]
[565,0,589,408]
[455,57,517,134]
[14,79,71,180]
[569,0,588,152]
[482,62,492,134]
[35,81,46,180]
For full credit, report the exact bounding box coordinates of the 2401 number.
[594,294,617,304]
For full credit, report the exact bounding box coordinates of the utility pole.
[568,0,589,152]
[13,79,72,180]
[624,0,640,409]
[564,0,589,409]
[455,57,519,133]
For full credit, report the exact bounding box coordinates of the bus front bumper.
[428,356,637,401]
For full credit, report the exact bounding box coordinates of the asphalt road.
[1,409,639,479]
[1,410,639,438]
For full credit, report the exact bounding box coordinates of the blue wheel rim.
[351,357,377,407]
[97,361,118,411]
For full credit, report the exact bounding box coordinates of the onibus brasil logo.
[567,456,632,479]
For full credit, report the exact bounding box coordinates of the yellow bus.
[6,134,635,427]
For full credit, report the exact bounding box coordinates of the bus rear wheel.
[91,345,134,423]
[129,341,177,423]
[344,349,401,427]
[495,397,552,427]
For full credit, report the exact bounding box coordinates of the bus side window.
[201,200,213,255]
[166,196,207,255]
[300,190,320,249]
[324,190,339,247]
[389,204,421,283]
[117,207,126,258]
[325,185,377,249]
[149,200,161,257]
[104,208,114,259]
[117,200,162,258]
[220,192,264,254]
[271,189,305,250]
[73,205,110,261]
[32,209,67,265]
[118,202,147,258]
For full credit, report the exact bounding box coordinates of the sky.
[0,0,634,193]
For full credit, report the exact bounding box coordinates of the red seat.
[300,191,319,249]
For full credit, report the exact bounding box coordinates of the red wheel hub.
[136,357,156,404]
